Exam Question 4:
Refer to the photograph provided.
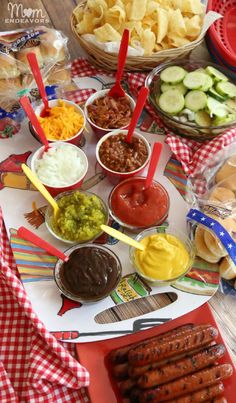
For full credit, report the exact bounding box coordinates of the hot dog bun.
[0,53,20,79]
[195,226,221,263]
[16,46,43,73]
[39,28,66,64]
[220,256,236,280]
[209,186,235,204]
[215,157,236,185]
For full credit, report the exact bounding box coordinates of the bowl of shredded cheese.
[30,99,86,145]
[31,141,88,196]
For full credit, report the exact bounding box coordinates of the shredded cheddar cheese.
[38,100,84,141]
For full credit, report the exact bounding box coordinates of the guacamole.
[51,191,107,242]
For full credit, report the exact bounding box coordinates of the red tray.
[76,303,236,403]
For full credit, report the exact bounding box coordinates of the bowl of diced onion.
[30,141,88,196]
[145,59,236,141]
[29,99,86,146]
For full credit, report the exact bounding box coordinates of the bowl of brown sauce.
[54,244,122,303]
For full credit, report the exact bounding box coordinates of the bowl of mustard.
[130,225,195,286]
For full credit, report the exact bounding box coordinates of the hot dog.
[128,325,218,367]
[128,345,213,379]
[206,398,227,403]
[137,344,225,389]
[112,362,129,380]
[139,364,233,402]
[167,382,225,403]
[118,378,136,396]
[109,324,194,364]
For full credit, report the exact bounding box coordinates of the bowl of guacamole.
[45,190,109,243]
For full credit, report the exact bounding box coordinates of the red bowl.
[96,129,151,184]
[31,99,85,146]
[30,141,88,196]
[84,89,135,140]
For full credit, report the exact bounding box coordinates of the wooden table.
[1,0,236,366]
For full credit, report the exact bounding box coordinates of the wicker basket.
[71,1,204,72]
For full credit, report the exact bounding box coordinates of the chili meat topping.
[87,95,133,129]
[99,133,148,172]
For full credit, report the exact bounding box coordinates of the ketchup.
[110,177,169,227]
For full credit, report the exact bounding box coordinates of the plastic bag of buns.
[0,26,71,123]
[187,144,236,291]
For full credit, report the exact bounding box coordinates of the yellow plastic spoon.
[101,224,145,251]
[21,163,59,218]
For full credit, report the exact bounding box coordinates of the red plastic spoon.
[108,29,129,98]
[145,142,163,189]
[27,52,50,117]
[126,86,149,144]
[20,95,49,151]
[17,226,68,262]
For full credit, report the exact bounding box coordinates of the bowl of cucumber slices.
[145,59,236,141]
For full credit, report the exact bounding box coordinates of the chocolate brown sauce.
[60,246,120,300]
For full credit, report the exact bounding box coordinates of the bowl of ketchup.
[108,176,170,231]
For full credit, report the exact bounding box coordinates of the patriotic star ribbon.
[187,209,236,265]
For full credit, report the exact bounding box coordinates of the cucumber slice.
[208,88,228,102]
[199,75,213,92]
[213,114,236,126]
[160,66,186,84]
[226,98,236,112]
[205,66,228,82]
[207,97,229,118]
[195,110,212,127]
[183,72,208,90]
[161,82,188,95]
[185,90,207,112]
[159,89,185,114]
[215,82,236,98]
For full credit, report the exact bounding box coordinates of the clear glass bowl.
[130,225,195,286]
[54,244,122,303]
[45,190,109,244]
[108,177,170,232]
[145,59,236,142]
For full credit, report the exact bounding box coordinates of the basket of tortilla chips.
[71,0,214,71]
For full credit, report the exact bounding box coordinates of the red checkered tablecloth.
[1,57,236,402]
[0,207,90,402]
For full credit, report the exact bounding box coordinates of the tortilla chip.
[94,23,122,41]
[128,0,148,21]
[185,15,202,39]
[156,7,168,43]
[141,28,155,55]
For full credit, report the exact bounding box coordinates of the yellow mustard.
[134,233,190,281]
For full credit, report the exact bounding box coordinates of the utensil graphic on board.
[125,86,149,143]
[108,29,129,98]
[20,96,49,151]
[51,318,171,339]
[27,52,50,117]
[21,164,59,218]
[17,226,68,262]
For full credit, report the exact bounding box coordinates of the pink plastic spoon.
[126,86,149,144]
[20,95,49,151]
[145,142,163,189]
[17,226,68,262]
[27,52,50,117]
[108,29,129,98]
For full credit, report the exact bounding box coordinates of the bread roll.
[204,216,236,258]
[0,53,20,79]
[220,256,236,280]
[209,186,235,204]
[0,77,22,92]
[39,29,65,64]
[16,47,43,73]
[47,65,71,85]
[195,226,221,263]
[215,158,236,185]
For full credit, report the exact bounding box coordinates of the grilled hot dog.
[167,382,225,403]
[139,364,233,402]
[138,344,225,389]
